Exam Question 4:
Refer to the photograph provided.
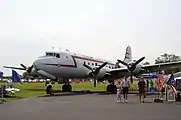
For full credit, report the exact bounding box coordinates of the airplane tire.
[67,84,72,92]
[46,85,53,95]
[106,84,117,93]
[62,84,72,92]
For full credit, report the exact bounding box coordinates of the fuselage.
[33,50,117,79]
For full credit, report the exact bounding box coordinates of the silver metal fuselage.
[33,51,116,79]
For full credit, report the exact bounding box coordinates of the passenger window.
[56,54,60,58]
[92,63,94,66]
[95,63,97,66]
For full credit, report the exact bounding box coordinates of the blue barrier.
[150,88,155,93]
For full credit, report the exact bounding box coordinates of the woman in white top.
[121,76,130,103]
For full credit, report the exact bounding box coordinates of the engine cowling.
[127,63,142,74]
[97,67,110,79]
[87,67,110,79]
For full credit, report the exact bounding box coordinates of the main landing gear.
[106,80,117,93]
[62,80,72,92]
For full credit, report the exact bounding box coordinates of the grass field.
[0,81,138,102]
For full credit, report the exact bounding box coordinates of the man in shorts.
[138,77,146,103]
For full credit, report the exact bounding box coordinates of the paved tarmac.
[0,93,181,120]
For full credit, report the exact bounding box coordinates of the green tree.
[22,72,30,78]
[155,53,181,64]
[155,53,181,74]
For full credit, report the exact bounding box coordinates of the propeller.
[4,64,34,73]
[117,57,145,83]
[83,62,108,87]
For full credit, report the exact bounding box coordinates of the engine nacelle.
[97,67,110,79]
[128,63,142,74]
[87,67,110,79]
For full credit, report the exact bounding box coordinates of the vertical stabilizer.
[123,45,132,63]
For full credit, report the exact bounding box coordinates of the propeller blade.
[90,72,96,78]
[93,78,96,87]
[117,59,129,66]
[3,66,26,70]
[20,64,27,69]
[95,62,108,72]
[134,57,145,65]
[83,63,93,71]
[27,65,33,73]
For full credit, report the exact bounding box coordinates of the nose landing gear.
[46,82,53,95]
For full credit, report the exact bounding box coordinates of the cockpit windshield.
[45,52,60,58]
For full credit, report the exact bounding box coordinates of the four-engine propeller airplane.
[4,46,181,93]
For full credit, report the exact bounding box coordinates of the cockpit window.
[46,52,54,56]
[46,52,60,58]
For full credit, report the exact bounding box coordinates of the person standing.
[122,76,130,103]
[138,77,146,103]
[116,81,122,103]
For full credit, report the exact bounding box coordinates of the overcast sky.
[0,0,181,76]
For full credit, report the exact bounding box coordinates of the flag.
[166,74,176,88]
[12,70,21,83]
[157,74,164,90]
[0,71,3,78]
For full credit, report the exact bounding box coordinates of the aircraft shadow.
[4,95,24,99]
[142,101,153,104]
[38,91,116,97]
[25,88,46,92]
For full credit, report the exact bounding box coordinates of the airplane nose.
[33,59,42,70]
[33,57,52,70]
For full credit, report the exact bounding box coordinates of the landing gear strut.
[106,80,117,93]
[62,80,72,92]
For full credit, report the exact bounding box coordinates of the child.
[117,81,122,103]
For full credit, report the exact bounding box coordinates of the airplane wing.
[104,67,128,80]
[141,61,181,73]
[104,61,181,80]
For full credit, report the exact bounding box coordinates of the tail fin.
[123,45,132,63]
